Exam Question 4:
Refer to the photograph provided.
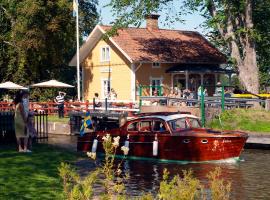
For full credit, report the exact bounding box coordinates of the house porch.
[166,64,233,96]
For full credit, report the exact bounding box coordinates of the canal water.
[77,149,270,199]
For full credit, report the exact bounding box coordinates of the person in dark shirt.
[94,93,102,107]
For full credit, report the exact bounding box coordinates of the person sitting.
[94,93,102,107]
[167,89,175,105]
[204,88,208,97]
[214,82,222,96]
[153,121,166,132]
[224,88,232,98]
[183,88,191,99]
[109,88,117,100]
[174,90,181,98]
[233,86,243,94]
[159,123,166,131]
[151,90,159,106]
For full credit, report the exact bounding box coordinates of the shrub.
[59,134,231,200]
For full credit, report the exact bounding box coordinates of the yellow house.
[69,14,228,101]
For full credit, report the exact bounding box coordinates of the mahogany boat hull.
[77,131,248,162]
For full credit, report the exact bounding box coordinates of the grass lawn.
[207,109,270,133]
[48,115,69,123]
[0,143,79,200]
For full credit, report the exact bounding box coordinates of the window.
[139,121,152,132]
[188,118,201,128]
[150,78,162,95]
[153,120,166,132]
[127,122,138,132]
[169,118,188,131]
[101,46,110,62]
[152,62,160,68]
[101,79,111,98]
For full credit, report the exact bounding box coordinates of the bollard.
[105,98,108,111]
[200,85,205,127]
[93,98,96,111]
[265,99,270,111]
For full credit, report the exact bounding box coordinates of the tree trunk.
[236,39,260,94]
[238,43,259,94]
[237,0,260,94]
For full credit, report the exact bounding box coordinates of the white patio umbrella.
[31,79,74,88]
[0,81,28,90]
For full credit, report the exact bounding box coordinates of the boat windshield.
[169,117,201,131]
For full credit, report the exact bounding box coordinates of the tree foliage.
[108,0,270,92]
[254,0,270,90]
[0,0,98,99]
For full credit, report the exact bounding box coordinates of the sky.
[97,0,207,34]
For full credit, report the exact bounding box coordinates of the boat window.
[188,118,201,128]
[169,118,188,131]
[139,121,152,132]
[127,122,138,132]
[152,120,166,132]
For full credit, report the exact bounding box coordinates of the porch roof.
[166,64,235,74]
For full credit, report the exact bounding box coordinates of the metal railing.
[0,112,15,144]
[0,111,48,144]
[34,111,48,141]
[139,84,267,127]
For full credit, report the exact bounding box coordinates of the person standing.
[55,91,66,118]
[22,91,36,150]
[14,91,29,152]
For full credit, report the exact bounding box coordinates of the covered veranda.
[166,64,234,96]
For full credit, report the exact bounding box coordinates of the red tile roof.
[100,25,226,64]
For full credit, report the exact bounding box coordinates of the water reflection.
[77,149,270,199]
[121,159,246,199]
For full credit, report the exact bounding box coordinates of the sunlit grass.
[0,144,79,200]
[208,109,270,133]
[48,115,69,123]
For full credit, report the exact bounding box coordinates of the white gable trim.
[69,25,132,66]
[97,25,133,63]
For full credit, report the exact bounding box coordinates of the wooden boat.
[77,112,248,162]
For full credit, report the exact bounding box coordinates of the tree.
[254,0,270,91]
[108,0,269,93]
[0,0,98,93]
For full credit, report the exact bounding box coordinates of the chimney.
[145,14,160,30]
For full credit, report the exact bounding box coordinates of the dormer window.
[152,62,160,68]
[101,46,110,62]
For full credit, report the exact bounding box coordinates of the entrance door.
[101,79,111,98]
[173,74,186,90]
[150,78,162,95]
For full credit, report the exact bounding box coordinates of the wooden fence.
[0,100,139,116]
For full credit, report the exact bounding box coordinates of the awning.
[166,64,235,74]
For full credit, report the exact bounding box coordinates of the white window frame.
[101,78,112,98]
[100,46,110,62]
[150,76,163,95]
[152,62,160,68]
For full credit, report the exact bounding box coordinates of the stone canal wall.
[48,122,71,135]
